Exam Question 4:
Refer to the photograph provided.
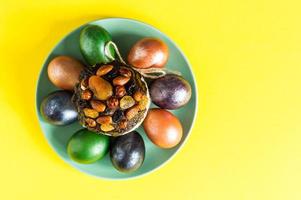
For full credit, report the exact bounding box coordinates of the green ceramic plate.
[36,18,197,179]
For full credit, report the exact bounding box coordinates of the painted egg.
[110,131,145,172]
[47,56,84,90]
[127,38,169,69]
[143,108,183,148]
[40,90,78,125]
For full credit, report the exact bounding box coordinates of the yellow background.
[1,0,301,199]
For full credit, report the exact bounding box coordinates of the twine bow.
[104,41,181,79]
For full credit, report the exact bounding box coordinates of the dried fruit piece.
[85,118,96,127]
[119,67,132,77]
[81,90,92,100]
[96,116,112,124]
[125,80,137,95]
[138,95,149,111]
[107,97,119,109]
[119,119,128,129]
[96,65,113,76]
[101,124,114,132]
[89,75,113,100]
[126,105,140,120]
[120,96,135,110]
[80,78,89,90]
[133,91,144,102]
[115,86,126,98]
[103,108,116,116]
[112,109,124,123]
[113,76,130,86]
[83,108,99,118]
[90,100,106,112]
[105,67,118,79]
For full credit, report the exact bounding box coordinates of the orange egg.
[47,56,84,90]
[127,38,169,69]
[143,108,183,148]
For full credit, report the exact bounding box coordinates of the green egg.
[80,25,115,65]
[67,129,109,164]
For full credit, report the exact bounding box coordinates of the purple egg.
[150,74,192,110]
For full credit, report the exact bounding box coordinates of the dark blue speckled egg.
[110,131,145,173]
[40,90,78,125]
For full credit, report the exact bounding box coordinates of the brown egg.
[143,108,183,148]
[48,56,84,90]
[127,38,169,69]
